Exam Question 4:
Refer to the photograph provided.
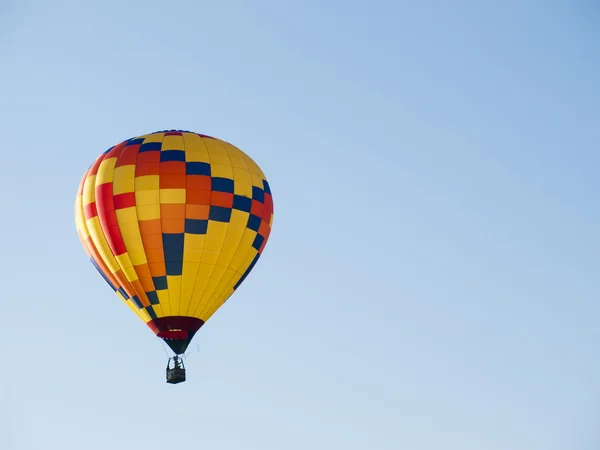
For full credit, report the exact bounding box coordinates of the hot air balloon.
[74,130,274,384]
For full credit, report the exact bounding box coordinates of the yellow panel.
[189,262,214,315]
[222,143,248,169]
[210,265,227,282]
[202,265,228,318]
[182,134,210,162]
[162,135,185,150]
[202,273,237,320]
[205,221,228,252]
[210,164,234,179]
[156,289,172,317]
[135,175,160,191]
[167,275,182,315]
[137,204,160,221]
[180,261,200,315]
[238,249,258,274]
[215,210,247,267]
[82,175,97,206]
[113,165,135,195]
[152,304,165,318]
[115,206,138,225]
[250,171,263,187]
[183,234,205,263]
[243,154,266,178]
[96,157,117,184]
[142,132,164,143]
[206,149,230,166]
[232,168,252,196]
[200,278,219,304]
[115,253,138,282]
[225,209,248,238]
[136,190,159,206]
[159,189,186,204]
[115,208,147,266]
[86,216,120,274]
[201,249,219,264]
[228,229,257,273]
[136,305,151,322]
[204,139,230,163]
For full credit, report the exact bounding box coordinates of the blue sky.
[1,1,599,449]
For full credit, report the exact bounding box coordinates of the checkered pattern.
[74,130,274,329]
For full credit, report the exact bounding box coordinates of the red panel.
[96,183,127,256]
[135,152,160,176]
[187,189,211,205]
[187,175,211,190]
[250,200,263,217]
[211,192,233,208]
[105,141,127,159]
[115,144,140,167]
[84,202,97,220]
[160,173,186,189]
[114,192,136,210]
[263,192,274,221]
[160,161,186,175]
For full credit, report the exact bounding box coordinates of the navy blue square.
[146,291,160,305]
[252,186,264,203]
[247,214,261,231]
[185,218,208,234]
[233,195,252,212]
[160,150,186,162]
[165,260,183,276]
[186,162,211,176]
[139,141,162,152]
[117,287,130,299]
[212,177,234,193]
[209,206,232,222]
[153,275,168,290]
[252,234,265,251]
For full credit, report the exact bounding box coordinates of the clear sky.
[1,1,598,449]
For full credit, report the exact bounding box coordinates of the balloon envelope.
[74,130,274,354]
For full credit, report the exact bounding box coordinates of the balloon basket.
[166,356,186,384]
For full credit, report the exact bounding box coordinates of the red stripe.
[84,202,97,219]
[262,193,274,221]
[114,192,136,210]
[160,161,185,175]
[115,144,139,167]
[250,200,263,217]
[105,141,127,159]
[96,182,127,255]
